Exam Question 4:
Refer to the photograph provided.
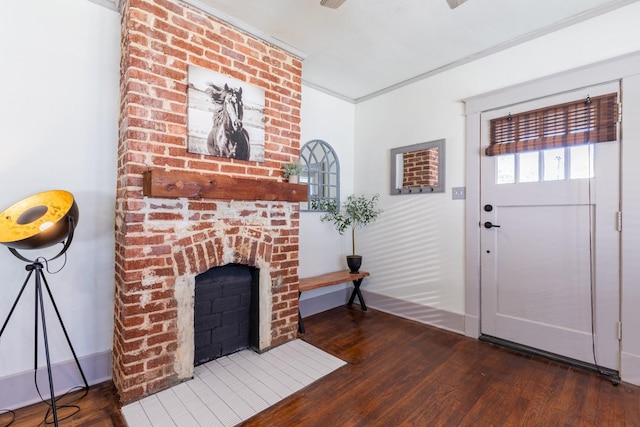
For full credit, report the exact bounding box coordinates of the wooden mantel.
[142,169,308,202]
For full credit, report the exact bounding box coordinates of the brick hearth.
[114,0,303,404]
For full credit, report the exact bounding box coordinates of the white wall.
[0,0,120,395]
[354,81,467,316]
[352,1,640,382]
[298,86,356,302]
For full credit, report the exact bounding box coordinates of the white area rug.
[122,340,345,426]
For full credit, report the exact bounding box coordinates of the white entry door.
[480,84,620,370]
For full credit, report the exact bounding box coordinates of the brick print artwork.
[402,147,439,187]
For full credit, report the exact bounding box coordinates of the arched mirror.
[390,139,445,195]
[300,140,340,211]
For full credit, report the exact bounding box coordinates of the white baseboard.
[0,350,112,411]
[361,290,465,334]
[299,288,351,318]
[621,351,640,386]
[464,314,480,338]
[299,288,465,335]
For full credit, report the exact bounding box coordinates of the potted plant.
[312,194,382,273]
[282,161,305,183]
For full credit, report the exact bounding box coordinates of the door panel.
[485,204,594,360]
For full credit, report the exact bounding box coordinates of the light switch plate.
[452,187,466,200]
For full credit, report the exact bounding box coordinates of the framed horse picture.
[187,65,266,162]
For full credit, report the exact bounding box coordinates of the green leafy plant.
[312,194,382,256]
[282,161,305,178]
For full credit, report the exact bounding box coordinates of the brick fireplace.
[114,0,304,404]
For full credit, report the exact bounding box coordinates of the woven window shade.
[486,93,618,156]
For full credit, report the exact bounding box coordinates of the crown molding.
[87,0,120,12]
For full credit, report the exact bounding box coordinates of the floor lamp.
[0,190,89,426]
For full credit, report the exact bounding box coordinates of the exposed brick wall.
[114,0,302,404]
[402,148,439,188]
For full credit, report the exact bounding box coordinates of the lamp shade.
[0,190,79,250]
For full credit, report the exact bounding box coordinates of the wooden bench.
[298,270,370,333]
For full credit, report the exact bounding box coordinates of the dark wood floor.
[0,380,125,426]
[242,306,640,426]
[4,306,640,426]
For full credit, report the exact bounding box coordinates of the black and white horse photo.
[187,65,265,162]
[205,83,250,160]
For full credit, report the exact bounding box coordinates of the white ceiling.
[183,0,638,102]
[167,0,638,101]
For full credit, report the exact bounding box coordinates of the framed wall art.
[187,65,265,162]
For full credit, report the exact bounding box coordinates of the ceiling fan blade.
[446,0,469,9]
[320,0,347,9]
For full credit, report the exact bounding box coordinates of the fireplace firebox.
[194,264,259,365]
